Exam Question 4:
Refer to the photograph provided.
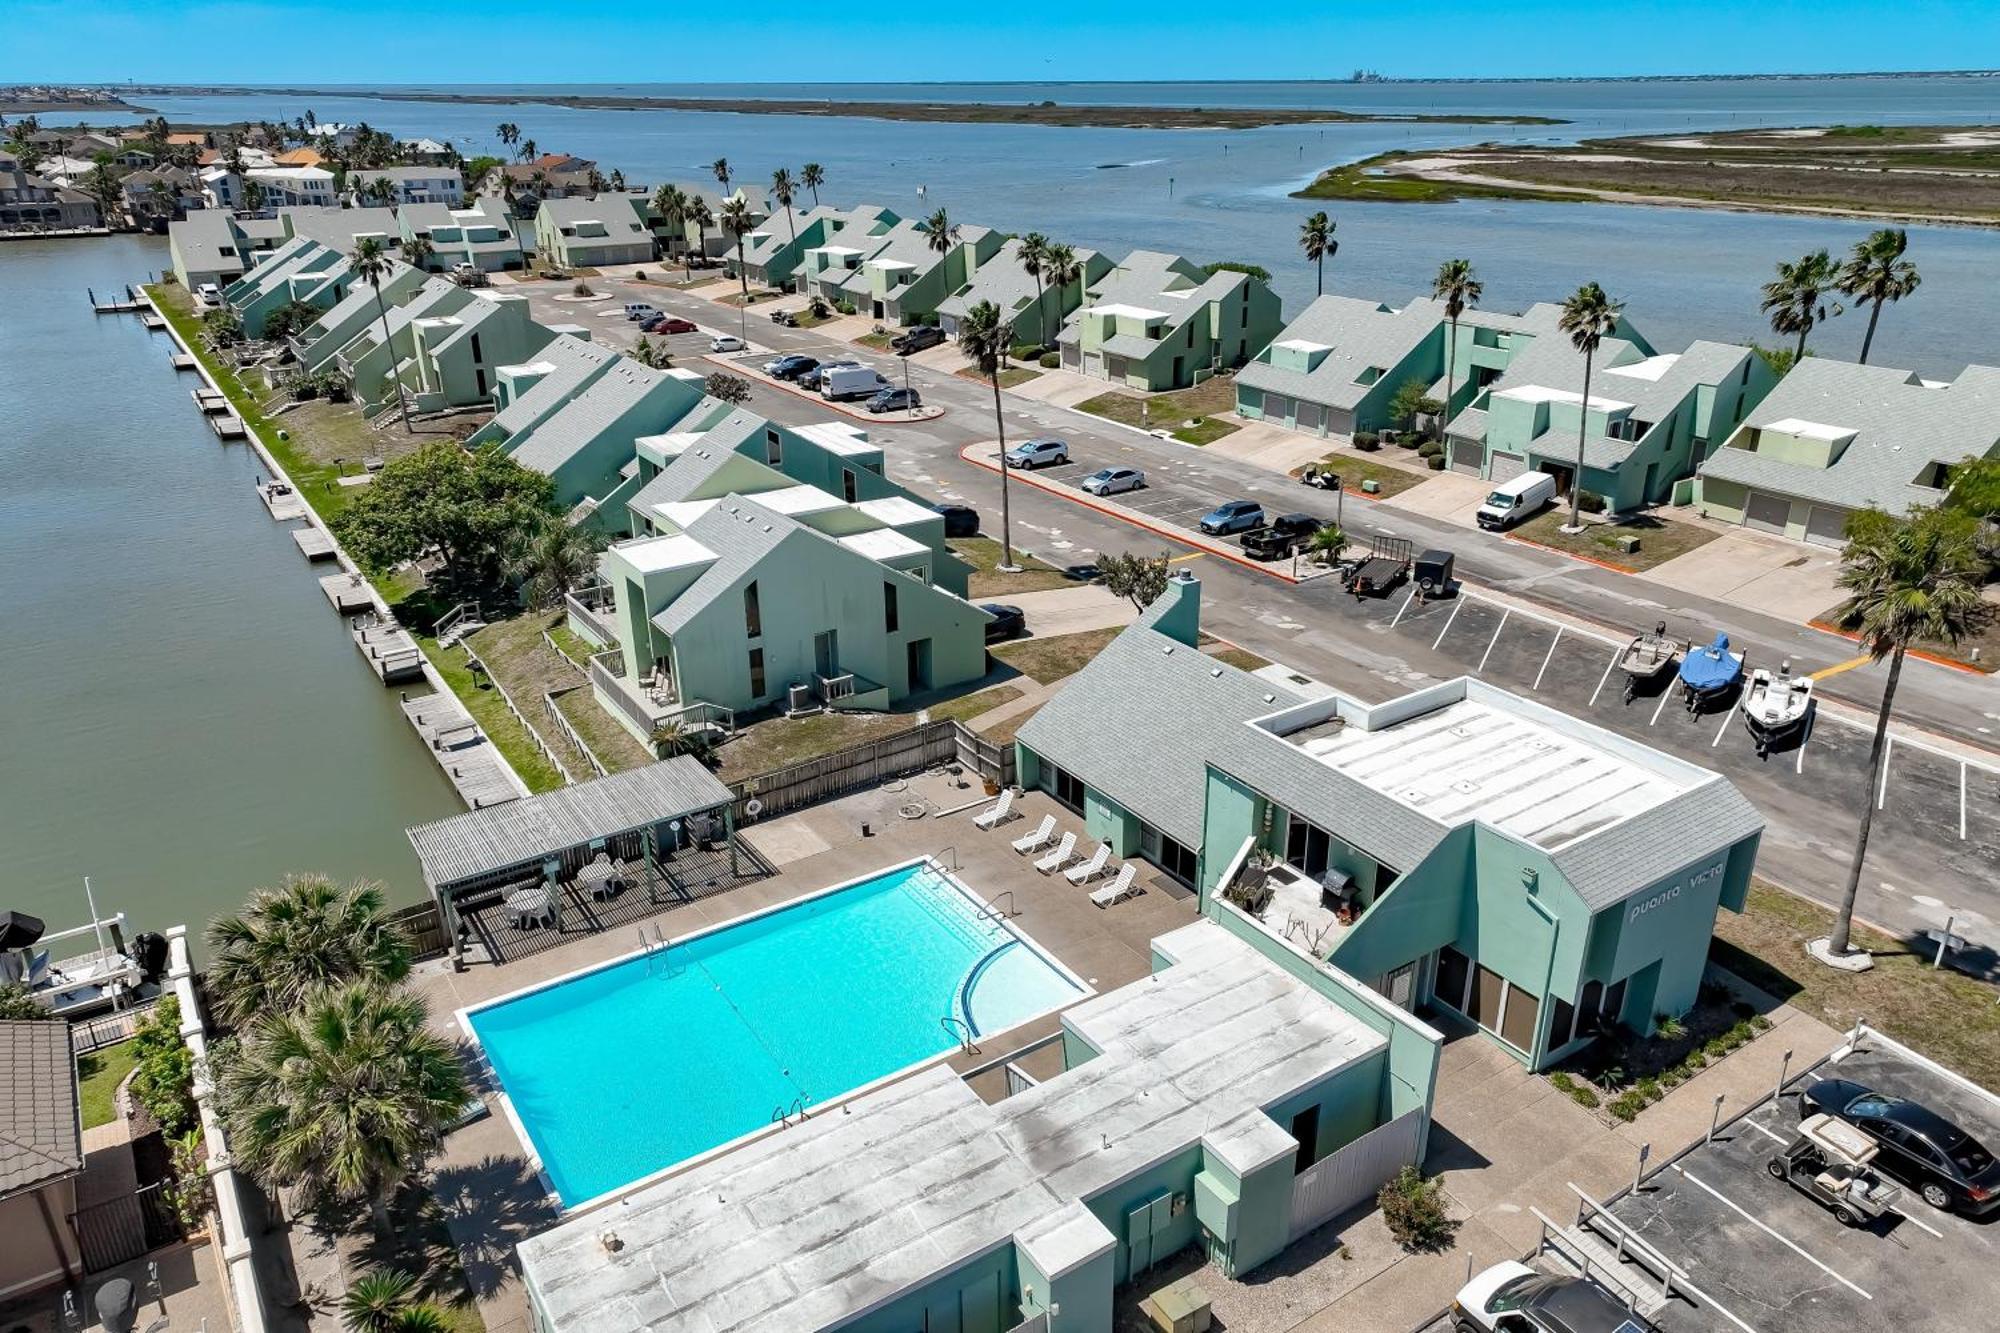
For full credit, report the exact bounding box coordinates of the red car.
[643,315,697,334]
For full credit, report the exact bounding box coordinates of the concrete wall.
[0,1182,80,1299]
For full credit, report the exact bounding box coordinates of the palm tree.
[508,517,606,608]
[1556,281,1624,529]
[1040,242,1082,353]
[1018,233,1050,347]
[216,983,467,1238]
[959,300,1019,569]
[711,157,731,194]
[770,166,799,259]
[720,197,754,304]
[204,875,413,1027]
[800,161,824,206]
[1307,522,1349,566]
[629,334,670,370]
[1431,258,1483,429]
[517,138,537,163]
[147,177,175,220]
[1825,506,1994,957]
[1760,249,1839,362]
[241,178,267,217]
[687,197,714,273]
[608,168,625,192]
[1299,211,1337,296]
[1837,228,1920,365]
[922,206,958,255]
[495,122,516,150]
[348,235,414,432]
[653,183,689,271]
[403,234,435,273]
[342,1273,452,1333]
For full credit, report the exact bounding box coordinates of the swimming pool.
[464,859,1085,1206]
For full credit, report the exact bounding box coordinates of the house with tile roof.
[534,193,654,268]
[1693,359,2000,546]
[0,1020,86,1298]
[1016,572,1764,1071]
[937,237,1115,349]
[1056,250,1282,391]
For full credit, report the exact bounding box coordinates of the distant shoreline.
[114,85,1565,129]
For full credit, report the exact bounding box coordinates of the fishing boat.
[0,881,166,1019]
[1742,661,1814,758]
[1616,622,1687,704]
[1678,632,1745,715]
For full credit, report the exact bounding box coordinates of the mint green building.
[806,216,1005,325]
[937,237,1114,349]
[222,236,354,338]
[288,258,430,372]
[1056,250,1282,392]
[728,202,898,290]
[1016,575,1764,1072]
[533,194,654,268]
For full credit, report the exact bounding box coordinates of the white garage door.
[1745,491,1790,535]
[1324,407,1353,438]
[1489,451,1528,484]
[1805,505,1850,547]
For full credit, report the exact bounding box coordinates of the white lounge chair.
[1011,814,1057,855]
[1064,843,1112,885]
[973,788,1016,830]
[1033,832,1077,876]
[1090,864,1139,909]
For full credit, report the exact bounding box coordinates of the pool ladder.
[940,1014,977,1055]
[771,1094,812,1129]
[637,923,674,975]
[976,890,1017,922]
[932,844,961,871]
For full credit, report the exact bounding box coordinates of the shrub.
[1655,1013,1686,1040]
[1427,454,1446,470]
[1576,489,1607,515]
[131,997,198,1134]
[634,269,646,281]
[0,983,52,1021]
[1221,875,1274,917]
[1607,1092,1647,1123]
[1417,440,1442,458]
[835,299,857,316]
[1377,1166,1457,1251]
[808,296,830,319]
[1353,431,1380,450]
[571,280,594,298]
[1548,1071,1601,1109]
[1039,352,1059,369]
[1010,343,1041,363]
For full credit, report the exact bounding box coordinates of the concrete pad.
[1009,368,1113,409]
[908,341,972,373]
[1005,583,1137,637]
[1203,418,1332,475]
[737,818,834,866]
[1636,527,1846,624]
[1380,470,1489,525]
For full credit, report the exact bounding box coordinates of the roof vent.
[1401,788,1426,801]
[1451,780,1480,795]
[1210,667,1223,678]
[1263,693,1277,703]
[1162,645,1174,655]
[1450,725,1473,739]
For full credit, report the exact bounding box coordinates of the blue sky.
[8,1,1997,84]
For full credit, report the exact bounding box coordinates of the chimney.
[1148,569,1202,648]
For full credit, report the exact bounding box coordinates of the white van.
[1475,470,1557,531]
[624,302,659,321]
[821,365,890,403]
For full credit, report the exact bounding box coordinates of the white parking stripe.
[1431,599,1464,652]
[1389,590,1417,630]
[1878,735,1895,809]
[1960,760,1968,839]
[1713,691,1743,748]
[1672,1164,1872,1299]
[1533,626,1565,692]
[1650,681,1674,727]
[1477,608,1510,674]
[1587,644,1622,708]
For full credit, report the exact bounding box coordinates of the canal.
[0,233,463,946]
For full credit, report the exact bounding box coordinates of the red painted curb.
[1805,620,1991,677]
[701,354,950,427]
[1503,531,1640,575]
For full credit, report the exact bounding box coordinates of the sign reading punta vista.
[1629,862,1724,923]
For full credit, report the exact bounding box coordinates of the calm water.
[468,861,1080,1203]
[134,76,2000,374]
[0,234,461,946]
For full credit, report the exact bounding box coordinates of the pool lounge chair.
[1011,814,1056,855]
[1033,832,1077,876]
[1064,842,1112,884]
[1090,864,1139,909]
[973,789,1016,830]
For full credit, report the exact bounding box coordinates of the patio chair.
[1090,864,1139,909]
[1010,814,1056,855]
[1033,832,1077,876]
[1064,843,1112,885]
[972,788,1016,830]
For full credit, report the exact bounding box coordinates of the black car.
[1801,1077,2000,1213]
[981,604,1026,643]
[932,504,979,538]
[892,324,947,354]
[1240,513,1325,561]
[766,354,820,382]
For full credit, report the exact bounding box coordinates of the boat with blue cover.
[1678,632,1745,715]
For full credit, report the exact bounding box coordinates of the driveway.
[1381,470,1489,525]
[1638,529,1847,625]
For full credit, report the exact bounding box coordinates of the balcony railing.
[589,649,678,735]
[815,671,856,704]
[563,582,617,646]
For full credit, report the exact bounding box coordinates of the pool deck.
[411,770,1201,1333]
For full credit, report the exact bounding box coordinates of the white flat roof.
[1495,384,1633,413]
[1764,416,1858,442]
[500,359,557,377]
[1286,696,1696,850]
[755,484,845,517]
[854,496,941,527]
[1085,302,1170,320]
[840,529,928,561]
[1273,338,1333,353]
[634,430,705,458]
[795,421,878,457]
[516,920,1383,1333]
[649,498,720,530]
[1602,352,1681,383]
[616,532,716,575]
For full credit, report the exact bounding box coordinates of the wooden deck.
[319,572,373,614]
[192,388,229,414]
[168,352,197,371]
[140,312,166,331]
[210,413,246,440]
[401,691,522,810]
[353,616,426,684]
[256,479,305,520]
[291,526,336,560]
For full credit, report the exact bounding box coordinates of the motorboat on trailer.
[1742,660,1814,758]
[1616,622,1688,705]
[0,882,167,1019]
[1678,632,1745,715]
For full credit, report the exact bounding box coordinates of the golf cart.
[1766,1113,1902,1227]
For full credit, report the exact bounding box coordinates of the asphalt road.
[526,278,2000,951]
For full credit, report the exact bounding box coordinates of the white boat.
[0,881,165,1019]
[1742,662,1814,758]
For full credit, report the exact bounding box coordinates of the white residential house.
[349,165,465,207]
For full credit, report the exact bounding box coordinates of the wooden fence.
[727,720,1011,822]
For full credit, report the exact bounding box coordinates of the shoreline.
[115,85,1565,128]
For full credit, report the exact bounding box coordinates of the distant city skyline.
[8,1,2000,86]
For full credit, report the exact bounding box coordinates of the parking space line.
[1812,654,1875,681]
[1961,761,1968,839]
[1389,590,1417,630]
[1650,681,1674,728]
[1532,626,1566,692]
[1587,644,1622,708]
[1878,735,1894,808]
[1796,708,1814,776]
[1431,599,1464,652]
[1713,691,1743,748]
[1169,552,1204,565]
[1672,1164,1872,1299]
[1477,608,1511,674]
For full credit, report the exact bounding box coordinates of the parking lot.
[1546,1029,2000,1333]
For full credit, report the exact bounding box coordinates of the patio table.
[576,860,623,901]
[505,887,557,928]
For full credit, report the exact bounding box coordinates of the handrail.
[940,1014,976,1055]
[978,889,1016,922]
[932,844,961,871]
[1548,1192,1760,1333]
[1566,1183,1690,1282]
[770,1094,812,1128]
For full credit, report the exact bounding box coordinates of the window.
[1157,834,1197,885]
[764,427,782,466]
[1549,995,1577,1050]
[747,648,765,698]
[743,581,761,638]
[1286,816,1332,878]
[1500,981,1540,1053]
[842,468,858,503]
[470,333,483,364]
[1049,765,1085,812]
[1602,977,1629,1028]
[883,581,898,633]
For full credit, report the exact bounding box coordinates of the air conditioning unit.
[785,682,815,717]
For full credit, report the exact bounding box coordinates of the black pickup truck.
[1240,513,1326,561]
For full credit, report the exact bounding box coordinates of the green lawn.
[855,331,896,351]
[715,683,1023,783]
[950,538,1078,598]
[1205,645,1272,673]
[928,683,1025,726]
[1077,377,1242,446]
[957,366,1042,390]
[77,1040,138,1129]
[1511,507,1719,573]
[1291,453,1430,500]
[1292,155,1583,204]
[992,626,1122,685]
[408,623,567,795]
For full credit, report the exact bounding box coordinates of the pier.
[353,615,427,684]
[192,387,229,414]
[291,526,337,560]
[256,479,305,520]
[87,284,146,313]
[169,351,197,371]
[401,690,523,809]
[319,572,374,614]
[210,412,246,440]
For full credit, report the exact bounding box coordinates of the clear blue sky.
[8,1,1997,84]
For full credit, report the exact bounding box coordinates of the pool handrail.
[940,1013,977,1055]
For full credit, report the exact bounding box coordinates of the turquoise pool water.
[467,860,1083,1205]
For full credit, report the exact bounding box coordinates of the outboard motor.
[132,932,170,986]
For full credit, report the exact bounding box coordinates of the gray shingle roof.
[651,497,803,637]
[0,1020,83,1199]
[1698,359,2000,516]
[1553,778,1764,910]
[509,355,672,477]
[481,335,614,443]
[407,757,733,889]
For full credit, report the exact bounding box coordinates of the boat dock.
[353,615,427,684]
[320,571,374,614]
[211,413,247,440]
[141,312,167,332]
[291,526,336,561]
[88,284,147,314]
[401,691,522,809]
[192,387,229,414]
[256,479,305,520]
[169,351,197,371]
